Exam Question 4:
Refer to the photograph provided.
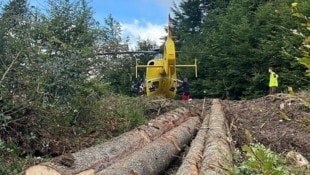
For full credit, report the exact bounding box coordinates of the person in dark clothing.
[178,78,190,101]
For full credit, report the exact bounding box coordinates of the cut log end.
[76,169,95,175]
[25,165,95,175]
[25,165,61,175]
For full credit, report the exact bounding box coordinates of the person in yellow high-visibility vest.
[268,67,279,94]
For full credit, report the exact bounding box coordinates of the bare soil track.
[222,94,310,159]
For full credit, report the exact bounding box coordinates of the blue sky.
[91,0,174,24]
[27,0,181,48]
[90,0,180,48]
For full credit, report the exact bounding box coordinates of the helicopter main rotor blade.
[176,51,206,54]
[97,51,158,55]
[97,51,206,55]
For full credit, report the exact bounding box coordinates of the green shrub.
[234,143,288,175]
[0,139,23,175]
[99,95,148,135]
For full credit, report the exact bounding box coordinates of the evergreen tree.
[98,15,133,94]
[0,0,102,118]
[0,0,34,114]
[33,0,101,103]
[1,0,27,28]
[171,0,211,89]
[172,0,310,99]
[171,0,210,51]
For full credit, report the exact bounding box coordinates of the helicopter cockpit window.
[154,53,162,60]
[149,81,159,92]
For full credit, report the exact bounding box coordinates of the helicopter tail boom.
[175,59,198,77]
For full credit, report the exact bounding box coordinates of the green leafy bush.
[46,80,148,137]
[234,143,288,175]
[0,139,22,175]
[99,95,148,135]
[291,2,310,77]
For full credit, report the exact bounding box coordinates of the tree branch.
[0,51,22,85]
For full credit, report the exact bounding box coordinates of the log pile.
[176,99,233,175]
[26,99,233,175]
[25,107,197,175]
[97,117,200,175]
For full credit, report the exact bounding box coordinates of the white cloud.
[155,0,182,9]
[121,20,167,49]
[120,0,182,50]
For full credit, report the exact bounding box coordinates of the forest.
[0,0,309,174]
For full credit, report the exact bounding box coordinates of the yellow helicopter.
[99,15,198,98]
[135,15,197,98]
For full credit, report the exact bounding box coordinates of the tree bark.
[96,117,200,175]
[175,113,210,175]
[25,107,191,175]
[200,99,233,175]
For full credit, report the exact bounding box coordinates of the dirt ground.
[159,93,310,160]
[222,93,310,159]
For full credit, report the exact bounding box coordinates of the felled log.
[96,117,200,175]
[200,99,233,175]
[25,107,191,175]
[175,112,210,175]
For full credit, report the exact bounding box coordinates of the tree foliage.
[0,0,34,119]
[291,2,310,77]
[31,0,101,104]
[172,0,310,99]
[0,0,104,150]
[0,3,149,171]
[97,15,133,94]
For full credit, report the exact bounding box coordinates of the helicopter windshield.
[154,53,162,60]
